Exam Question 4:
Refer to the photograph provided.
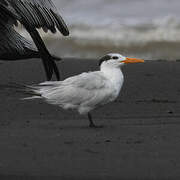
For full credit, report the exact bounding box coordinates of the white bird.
[20,53,144,128]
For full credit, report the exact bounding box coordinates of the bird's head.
[99,53,144,68]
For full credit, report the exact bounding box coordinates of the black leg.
[88,113,103,128]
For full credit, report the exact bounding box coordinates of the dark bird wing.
[0,2,39,60]
[7,0,69,35]
[0,0,69,80]
[0,23,39,60]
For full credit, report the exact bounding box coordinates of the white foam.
[14,15,180,59]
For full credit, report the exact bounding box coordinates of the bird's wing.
[5,0,69,80]
[38,71,108,90]
[7,0,69,35]
[62,72,108,90]
[0,3,37,60]
[36,72,113,107]
[0,24,38,60]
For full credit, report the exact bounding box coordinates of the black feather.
[99,55,111,66]
[0,0,69,80]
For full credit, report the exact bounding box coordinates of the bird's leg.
[88,113,103,128]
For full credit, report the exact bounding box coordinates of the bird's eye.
[112,56,118,59]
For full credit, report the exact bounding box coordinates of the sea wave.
[15,16,180,60]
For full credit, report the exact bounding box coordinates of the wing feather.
[62,72,108,90]
[0,9,37,60]
[7,0,69,36]
[0,0,66,80]
[34,72,113,108]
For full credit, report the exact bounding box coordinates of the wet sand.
[0,59,180,179]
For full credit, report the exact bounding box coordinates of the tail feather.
[21,96,42,100]
[5,81,60,100]
[8,82,42,99]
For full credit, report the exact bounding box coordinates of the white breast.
[100,64,124,102]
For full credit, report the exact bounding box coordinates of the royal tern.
[0,0,69,80]
[19,53,144,128]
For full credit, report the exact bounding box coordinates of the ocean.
[17,0,180,60]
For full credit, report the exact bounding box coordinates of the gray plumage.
[0,0,69,80]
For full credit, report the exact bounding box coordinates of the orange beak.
[122,57,144,64]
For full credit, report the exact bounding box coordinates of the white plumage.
[23,53,144,128]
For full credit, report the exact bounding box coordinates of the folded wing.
[34,72,113,109]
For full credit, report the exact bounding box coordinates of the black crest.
[98,55,111,66]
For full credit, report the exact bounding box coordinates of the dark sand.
[0,59,180,180]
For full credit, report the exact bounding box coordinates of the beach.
[0,59,180,179]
